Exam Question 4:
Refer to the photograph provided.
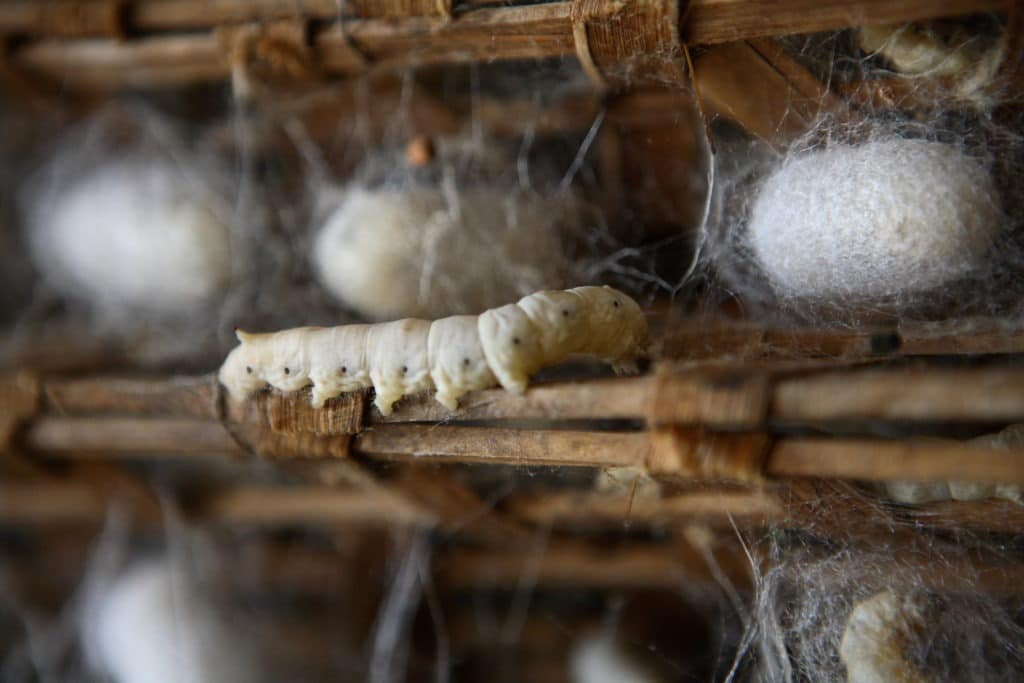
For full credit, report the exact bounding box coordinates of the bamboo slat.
[5,0,1010,89]
[356,424,649,468]
[773,367,1024,422]
[25,416,241,456]
[202,485,432,527]
[770,438,1024,486]
[0,0,1005,41]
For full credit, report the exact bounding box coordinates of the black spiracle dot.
[284,367,291,375]
[561,309,570,317]
[463,358,470,366]
[512,337,520,345]
[401,365,408,374]
[245,366,253,375]
[339,366,347,374]
[613,300,620,308]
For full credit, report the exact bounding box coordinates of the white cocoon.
[312,186,570,320]
[28,158,231,315]
[85,560,258,683]
[747,139,1002,302]
[839,591,929,683]
[569,631,663,683]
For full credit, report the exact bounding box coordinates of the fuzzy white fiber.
[569,631,663,683]
[747,138,1002,303]
[83,559,259,683]
[312,185,571,320]
[28,157,231,316]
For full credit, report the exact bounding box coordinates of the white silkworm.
[366,318,433,415]
[218,286,648,414]
[427,315,496,411]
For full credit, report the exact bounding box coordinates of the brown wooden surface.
[202,485,432,527]
[693,39,849,144]
[682,0,1008,45]
[25,416,241,456]
[42,374,220,419]
[770,438,1024,486]
[5,0,1010,89]
[1,0,1005,42]
[506,487,784,527]
[773,367,1024,422]
[375,376,651,423]
[356,424,649,467]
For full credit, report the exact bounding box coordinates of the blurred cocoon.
[28,157,231,316]
[312,185,572,320]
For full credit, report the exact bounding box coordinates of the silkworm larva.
[366,318,433,415]
[515,289,588,365]
[476,303,546,395]
[264,326,319,394]
[427,315,497,411]
[306,324,373,408]
[219,330,274,401]
[219,286,648,412]
[568,285,648,373]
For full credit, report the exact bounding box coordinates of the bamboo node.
[0,371,40,452]
[36,0,127,38]
[218,19,320,101]
[648,427,771,482]
[570,0,687,91]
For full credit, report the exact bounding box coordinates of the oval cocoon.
[312,185,570,320]
[747,139,1002,302]
[28,157,231,315]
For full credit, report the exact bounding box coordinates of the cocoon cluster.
[219,285,648,415]
[27,157,232,316]
[746,138,1002,304]
[311,185,573,320]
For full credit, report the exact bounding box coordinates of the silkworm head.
[218,334,271,400]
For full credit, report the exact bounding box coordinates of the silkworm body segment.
[219,286,647,413]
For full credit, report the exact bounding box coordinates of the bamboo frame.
[4,0,1009,89]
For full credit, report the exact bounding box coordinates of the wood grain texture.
[356,424,649,467]
[774,367,1024,422]
[7,0,1007,89]
[25,417,241,456]
[42,374,220,419]
[374,376,651,423]
[771,438,1024,485]
[683,0,1008,45]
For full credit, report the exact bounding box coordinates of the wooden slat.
[375,376,651,423]
[1,0,1004,42]
[774,367,1024,422]
[133,0,344,29]
[693,39,847,144]
[314,3,576,70]
[507,488,784,527]
[16,33,227,89]
[24,417,241,456]
[683,0,1007,45]
[202,486,431,526]
[0,481,105,524]
[770,438,1024,486]
[649,365,771,427]
[7,0,1007,90]
[436,539,754,590]
[42,374,220,419]
[356,424,649,467]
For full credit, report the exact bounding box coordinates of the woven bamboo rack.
[2,1,1024,679]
